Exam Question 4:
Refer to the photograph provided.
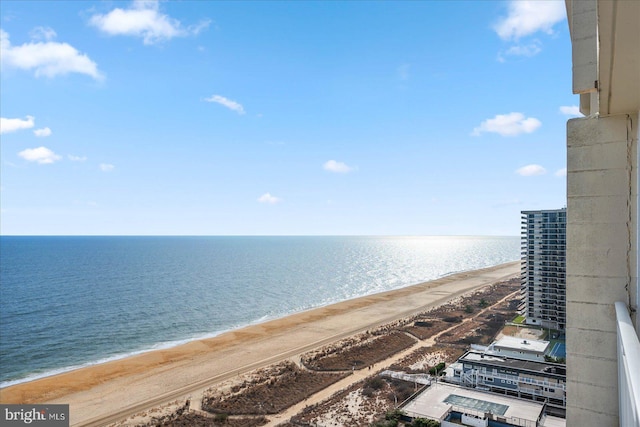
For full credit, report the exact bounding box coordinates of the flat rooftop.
[402,382,544,424]
[494,336,549,354]
[541,415,568,427]
[461,351,566,377]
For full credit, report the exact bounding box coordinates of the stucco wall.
[566,113,639,426]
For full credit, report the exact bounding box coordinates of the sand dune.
[0,261,520,426]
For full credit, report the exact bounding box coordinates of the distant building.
[520,209,566,330]
[489,336,549,362]
[450,350,566,409]
[401,382,564,427]
[442,336,566,411]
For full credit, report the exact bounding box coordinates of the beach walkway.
[0,261,520,426]
[262,287,521,426]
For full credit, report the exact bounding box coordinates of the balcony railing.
[615,301,640,427]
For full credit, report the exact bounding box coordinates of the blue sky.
[0,0,577,236]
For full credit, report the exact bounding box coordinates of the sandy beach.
[0,261,520,426]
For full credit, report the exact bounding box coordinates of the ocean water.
[0,236,519,387]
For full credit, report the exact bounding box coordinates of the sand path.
[0,261,519,426]
[263,288,521,426]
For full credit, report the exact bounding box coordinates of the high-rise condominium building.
[520,209,567,331]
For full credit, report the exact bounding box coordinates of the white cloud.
[498,40,542,61]
[99,163,115,172]
[0,115,35,134]
[494,0,566,41]
[472,112,541,137]
[18,146,61,164]
[323,160,353,174]
[89,0,210,45]
[257,192,282,204]
[204,95,245,115]
[33,127,52,137]
[516,164,547,176]
[1,29,103,80]
[555,168,567,177]
[559,105,582,116]
[68,155,87,162]
[29,26,57,41]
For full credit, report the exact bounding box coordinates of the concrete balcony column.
[566,113,639,426]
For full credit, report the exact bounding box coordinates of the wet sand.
[0,261,520,426]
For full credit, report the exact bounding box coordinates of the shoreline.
[0,264,504,390]
[0,261,520,426]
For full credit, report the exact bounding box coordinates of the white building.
[452,350,566,409]
[564,0,640,425]
[490,336,550,362]
[401,382,560,427]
